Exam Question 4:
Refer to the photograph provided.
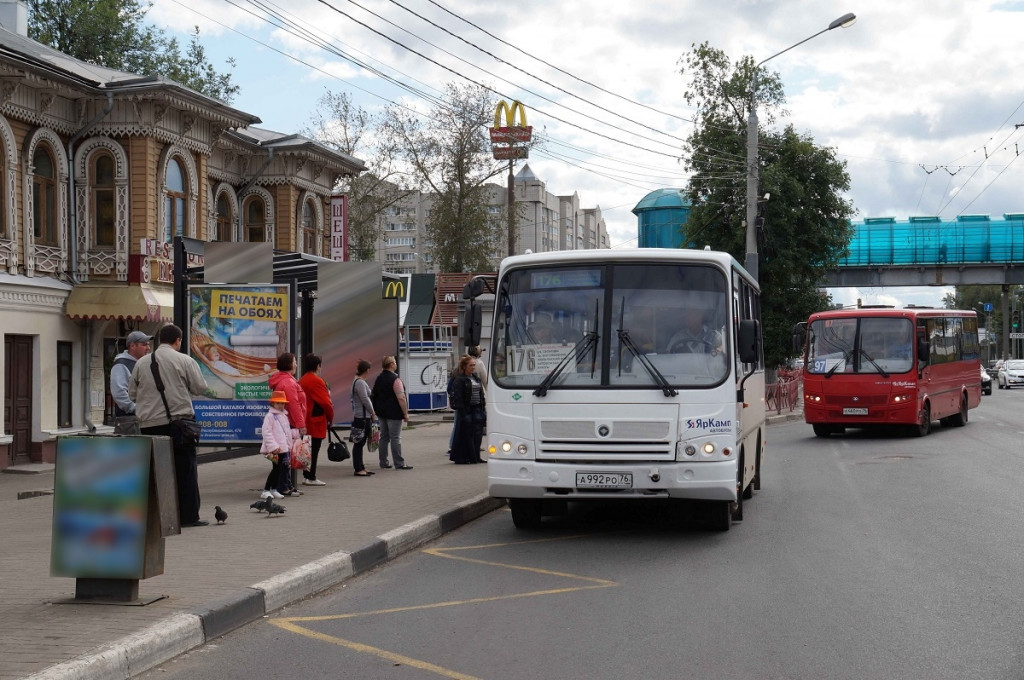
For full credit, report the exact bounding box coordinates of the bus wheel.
[509,499,543,529]
[705,501,731,532]
[912,403,931,437]
[950,395,968,427]
[742,451,754,500]
[751,436,763,491]
[813,424,832,438]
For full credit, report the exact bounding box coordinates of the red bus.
[793,307,982,437]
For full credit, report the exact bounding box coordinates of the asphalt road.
[142,392,1024,680]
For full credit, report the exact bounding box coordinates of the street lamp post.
[745,12,857,281]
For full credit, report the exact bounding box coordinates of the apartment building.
[376,164,609,275]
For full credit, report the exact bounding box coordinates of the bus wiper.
[824,350,853,378]
[619,328,677,397]
[533,330,599,397]
[824,348,890,378]
[855,348,889,378]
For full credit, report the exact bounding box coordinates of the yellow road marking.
[269,533,616,679]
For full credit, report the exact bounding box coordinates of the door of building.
[4,335,33,465]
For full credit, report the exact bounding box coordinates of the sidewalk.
[2,409,803,680]
[1,416,498,680]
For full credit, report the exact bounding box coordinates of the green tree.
[679,42,854,369]
[305,90,410,262]
[29,0,237,103]
[383,83,507,273]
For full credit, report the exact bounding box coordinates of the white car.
[997,360,1024,389]
[981,367,992,395]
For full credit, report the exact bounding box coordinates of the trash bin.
[50,435,180,603]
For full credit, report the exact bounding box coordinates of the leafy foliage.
[28,0,237,103]
[679,42,855,369]
[383,83,507,272]
[305,90,411,262]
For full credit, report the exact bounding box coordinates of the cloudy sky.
[147,0,1024,309]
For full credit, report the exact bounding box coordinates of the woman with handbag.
[449,354,487,465]
[298,353,333,486]
[349,359,377,477]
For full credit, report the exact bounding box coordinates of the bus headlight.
[806,394,822,403]
[684,444,697,457]
[501,441,513,452]
[892,394,912,403]
[702,442,716,455]
[517,443,528,455]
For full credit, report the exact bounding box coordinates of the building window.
[57,341,73,428]
[300,199,315,253]
[216,193,232,241]
[245,197,266,242]
[92,153,116,247]
[33,145,58,246]
[164,158,185,243]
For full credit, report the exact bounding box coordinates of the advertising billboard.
[188,283,294,443]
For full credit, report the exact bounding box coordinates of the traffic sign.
[1011,332,1024,339]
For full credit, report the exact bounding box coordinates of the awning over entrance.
[64,284,174,322]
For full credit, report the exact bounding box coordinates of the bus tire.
[742,451,754,500]
[752,434,763,491]
[912,403,931,437]
[706,501,731,532]
[509,499,543,529]
[950,394,968,427]
[813,424,832,438]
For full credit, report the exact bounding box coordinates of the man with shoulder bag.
[129,324,211,527]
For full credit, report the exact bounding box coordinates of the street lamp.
[745,12,857,281]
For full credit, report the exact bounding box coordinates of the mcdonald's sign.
[489,100,532,145]
[382,279,406,301]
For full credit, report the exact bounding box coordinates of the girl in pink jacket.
[260,390,298,499]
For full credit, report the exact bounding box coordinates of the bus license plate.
[576,472,632,489]
[843,407,868,415]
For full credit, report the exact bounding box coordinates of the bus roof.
[499,248,756,285]
[808,307,977,322]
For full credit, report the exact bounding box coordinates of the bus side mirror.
[463,278,484,300]
[462,303,482,346]
[917,338,929,363]
[738,319,759,364]
[792,322,807,356]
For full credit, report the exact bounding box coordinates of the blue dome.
[632,188,690,213]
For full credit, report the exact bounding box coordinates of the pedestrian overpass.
[823,213,1024,287]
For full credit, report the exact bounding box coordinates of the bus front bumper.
[487,458,737,502]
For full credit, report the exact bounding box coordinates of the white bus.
[463,249,765,531]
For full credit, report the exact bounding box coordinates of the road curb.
[25,493,505,680]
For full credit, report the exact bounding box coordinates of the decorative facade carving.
[22,127,70,278]
[74,137,130,281]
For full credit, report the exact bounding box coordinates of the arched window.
[164,158,185,243]
[92,152,115,247]
[216,192,232,241]
[300,199,316,253]
[33,145,58,246]
[245,196,265,242]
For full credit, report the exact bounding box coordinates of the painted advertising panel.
[188,283,294,443]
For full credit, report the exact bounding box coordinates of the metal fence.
[766,369,803,415]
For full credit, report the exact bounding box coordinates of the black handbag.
[327,428,350,462]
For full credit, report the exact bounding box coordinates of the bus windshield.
[807,317,915,375]
[492,262,729,390]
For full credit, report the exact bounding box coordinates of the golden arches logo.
[494,100,528,129]
[383,280,406,300]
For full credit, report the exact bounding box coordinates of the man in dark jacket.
[370,355,412,470]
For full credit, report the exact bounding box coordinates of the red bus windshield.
[807,317,915,375]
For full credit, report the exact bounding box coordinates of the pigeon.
[214,506,228,524]
[249,498,268,513]
[266,501,286,517]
